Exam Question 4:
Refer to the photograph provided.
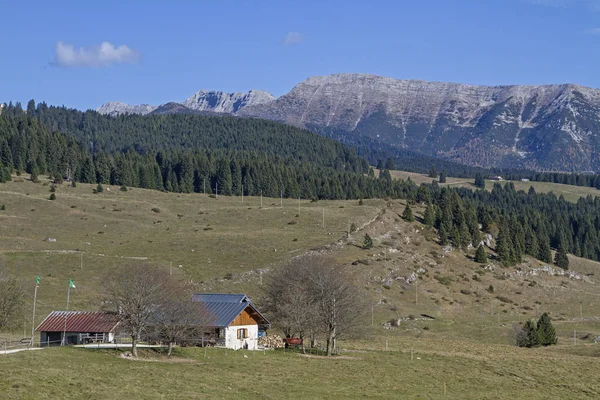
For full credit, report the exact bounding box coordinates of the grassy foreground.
[2,336,600,399]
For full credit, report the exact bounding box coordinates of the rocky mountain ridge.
[97,73,600,172]
[97,89,275,117]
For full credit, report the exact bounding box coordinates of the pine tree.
[402,203,414,222]
[439,171,447,183]
[475,244,487,263]
[428,166,437,178]
[538,233,552,263]
[536,313,557,346]
[450,226,461,248]
[96,183,104,193]
[363,234,373,250]
[423,202,435,228]
[554,246,569,270]
[474,173,485,189]
[521,319,540,348]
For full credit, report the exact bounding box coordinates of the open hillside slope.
[2,178,600,398]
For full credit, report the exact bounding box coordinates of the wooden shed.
[36,311,120,346]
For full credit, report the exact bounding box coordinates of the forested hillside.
[2,100,600,265]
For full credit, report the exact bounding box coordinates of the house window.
[237,328,248,339]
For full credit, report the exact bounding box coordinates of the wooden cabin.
[192,293,270,350]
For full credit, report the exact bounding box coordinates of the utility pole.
[371,305,374,326]
[415,276,418,306]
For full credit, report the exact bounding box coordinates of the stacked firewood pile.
[258,334,285,348]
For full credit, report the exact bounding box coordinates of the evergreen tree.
[96,183,104,193]
[423,202,435,228]
[363,233,373,250]
[536,313,557,346]
[402,203,414,222]
[475,244,487,263]
[385,158,395,170]
[518,319,540,348]
[554,246,569,270]
[474,173,485,189]
[538,234,553,264]
[428,166,437,178]
[439,171,447,183]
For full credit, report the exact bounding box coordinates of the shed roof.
[192,293,269,327]
[36,311,120,333]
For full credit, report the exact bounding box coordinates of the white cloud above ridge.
[54,41,140,68]
[283,32,303,46]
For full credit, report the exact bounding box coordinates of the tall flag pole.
[62,279,76,346]
[30,276,40,346]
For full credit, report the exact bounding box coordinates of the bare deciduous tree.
[263,256,366,356]
[263,257,320,354]
[0,266,25,331]
[308,262,366,356]
[104,264,170,357]
[150,298,214,356]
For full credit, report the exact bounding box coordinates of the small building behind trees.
[36,311,120,346]
[191,294,270,350]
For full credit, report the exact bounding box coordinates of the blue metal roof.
[192,293,270,327]
[192,293,249,303]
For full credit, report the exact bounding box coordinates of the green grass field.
[3,175,600,399]
[1,337,600,399]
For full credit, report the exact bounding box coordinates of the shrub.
[486,285,494,293]
[96,183,104,193]
[460,289,472,295]
[151,207,161,213]
[287,221,297,225]
[358,199,364,206]
[363,234,373,250]
[496,295,513,304]
[120,185,128,192]
[71,181,76,188]
[49,185,56,193]
[434,276,453,286]
[49,193,56,201]
[0,204,5,210]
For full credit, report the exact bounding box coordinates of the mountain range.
[97,73,600,173]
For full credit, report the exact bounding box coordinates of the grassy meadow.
[386,170,600,203]
[2,174,600,398]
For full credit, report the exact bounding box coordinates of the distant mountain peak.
[182,89,275,114]
[97,89,275,117]
[96,101,156,117]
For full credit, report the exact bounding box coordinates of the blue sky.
[2,0,600,110]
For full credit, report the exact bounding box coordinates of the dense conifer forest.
[1,100,600,265]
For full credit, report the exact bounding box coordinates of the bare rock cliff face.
[240,73,600,172]
[96,102,157,117]
[182,89,274,113]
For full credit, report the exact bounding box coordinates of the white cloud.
[53,41,140,68]
[283,32,303,46]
